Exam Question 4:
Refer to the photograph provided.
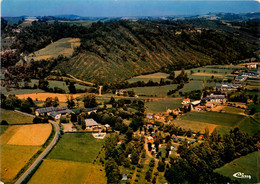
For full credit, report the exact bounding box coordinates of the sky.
[1,0,260,17]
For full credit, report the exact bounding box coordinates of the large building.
[202,94,226,104]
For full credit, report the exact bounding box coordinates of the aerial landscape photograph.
[0,0,259,183]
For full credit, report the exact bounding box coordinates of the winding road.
[15,121,60,184]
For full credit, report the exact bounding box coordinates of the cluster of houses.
[35,106,110,131]
[181,93,227,112]
[216,83,242,91]
[235,70,259,82]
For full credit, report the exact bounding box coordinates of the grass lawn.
[215,151,259,184]
[0,109,34,124]
[125,84,178,97]
[0,144,40,183]
[180,112,244,127]
[146,98,182,113]
[28,159,106,184]
[0,126,9,135]
[48,133,105,163]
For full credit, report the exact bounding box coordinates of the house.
[198,135,204,139]
[146,113,154,120]
[147,124,154,129]
[202,94,226,104]
[48,109,74,120]
[122,173,128,181]
[118,140,124,145]
[205,102,213,109]
[85,107,99,115]
[85,119,99,128]
[104,124,110,128]
[194,105,203,111]
[182,98,190,105]
[35,107,67,116]
[171,146,175,151]
[147,136,154,143]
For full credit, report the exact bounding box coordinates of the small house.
[48,109,74,120]
[146,113,154,120]
[85,119,99,128]
[182,98,190,105]
[198,135,204,139]
[122,173,128,181]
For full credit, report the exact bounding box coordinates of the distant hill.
[56,20,256,83]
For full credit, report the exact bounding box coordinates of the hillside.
[56,20,255,83]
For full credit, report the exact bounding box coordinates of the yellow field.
[16,92,87,102]
[7,124,52,146]
[173,119,218,134]
[28,159,107,184]
[192,72,224,77]
[1,144,40,182]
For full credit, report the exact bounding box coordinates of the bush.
[137,169,141,172]
[0,120,8,125]
[131,166,135,170]
[60,116,68,123]
[33,117,42,124]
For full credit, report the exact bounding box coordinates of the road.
[67,74,94,86]
[15,121,60,184]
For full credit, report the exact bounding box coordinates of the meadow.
[0,109,34,124]
[28,159,106,184]
[215,151,259,184]
[47,133,105,163]
[27,38,80,61]
[146,98,183,113]
[179,80,203,93]
[180,112,244,127]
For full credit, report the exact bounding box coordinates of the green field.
[1,87,45,95]
[0,109,34,124]
[28,159,106,184]
[180,112,244,127]
[237,117,260,136]
[221,106,245,114]
[126,84,178,97]
[48,133,105,163]
[27,37,80,61]
[179,80,203,93]
[215,151,259,184]
[146,98,182,113]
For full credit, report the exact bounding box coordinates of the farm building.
[216,83,242,91]
[202,94,226,104]
[49,109,74,120]
[85,107,99,115]
[35,107,67,116]
[85,119,99,128]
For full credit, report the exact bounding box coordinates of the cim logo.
[233,172,251,180]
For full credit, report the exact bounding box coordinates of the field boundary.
[14,110,35,118]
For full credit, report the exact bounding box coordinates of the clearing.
[215,151,259,184]
[0,109,34,124]
[47,133,105,163]
[28,159,106,184]
[27,38,80,61]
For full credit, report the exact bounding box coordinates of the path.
[67,74,94,86]
[15,121,60,184]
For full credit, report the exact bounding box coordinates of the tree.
[66,96,75,109]
[71,113,77,122]
[125,129,133,142]
[83,94,97,108]
[145,170,152,181]
[20,100,32,113]
[250,107,256,115]
[53,97,59,107]
[1,120,8,125]
[68,82,76,94]
[105,158,121,184]
[131,149,139,165]
[253,95,258,104]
